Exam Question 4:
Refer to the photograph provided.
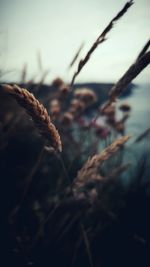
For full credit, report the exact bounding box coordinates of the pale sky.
[0,0,149,84]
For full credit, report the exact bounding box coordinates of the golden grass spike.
[101,43,150,113]
[109,52,150,102]
[74,135,131,188]
[70,0,134,87]
[3,84,62,152]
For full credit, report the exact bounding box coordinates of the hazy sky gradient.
[0,0,149,83]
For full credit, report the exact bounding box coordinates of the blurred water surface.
[121,84,150,136]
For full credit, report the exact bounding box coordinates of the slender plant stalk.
[136,39,150,61]
[134,128,150,143]
[109,52,150,101]
[70,0,134,87]
[29,151,94,267]
[68,42,84,69]
[20,63,27,84]
[79,223,94,267]
[101,45,150,113]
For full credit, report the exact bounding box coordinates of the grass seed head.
[3,84,62,152]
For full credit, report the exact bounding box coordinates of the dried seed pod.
[59,84,70,95]
[49,99,61,116]
[3,84,62,152]
[119,103,131,112]
[95,126,110,139]
[115,114,129,134]
[101,104,116,116]
[74,88,97,106]
[70,99,86,116]
[61,112,74,126]
[70,98,80,108]
[106,114,116,126]
[115,122,125,134]
[52,77,64,88]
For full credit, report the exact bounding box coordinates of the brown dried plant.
[74,88,97,106]
[70,0,134,87]
[115,114,130,134]
[68,98,86,118]
[136,39,150,61]
[101,42,150,112]
[2,84,62,152]
[49,99,61,119]
[74,135,131,189]
[119,103,131,112]
[109,51,150,101]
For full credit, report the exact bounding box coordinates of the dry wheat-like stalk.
[74,135,131,189]
[2,84,62,152]
[101,43,150,112]
[70,0,134,87]
[109,52,150,101]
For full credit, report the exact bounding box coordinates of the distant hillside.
[32,82,135,106]
[74,82,135,103]
[0,82,135,111]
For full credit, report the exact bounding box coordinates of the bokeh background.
[0,2,150,267]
